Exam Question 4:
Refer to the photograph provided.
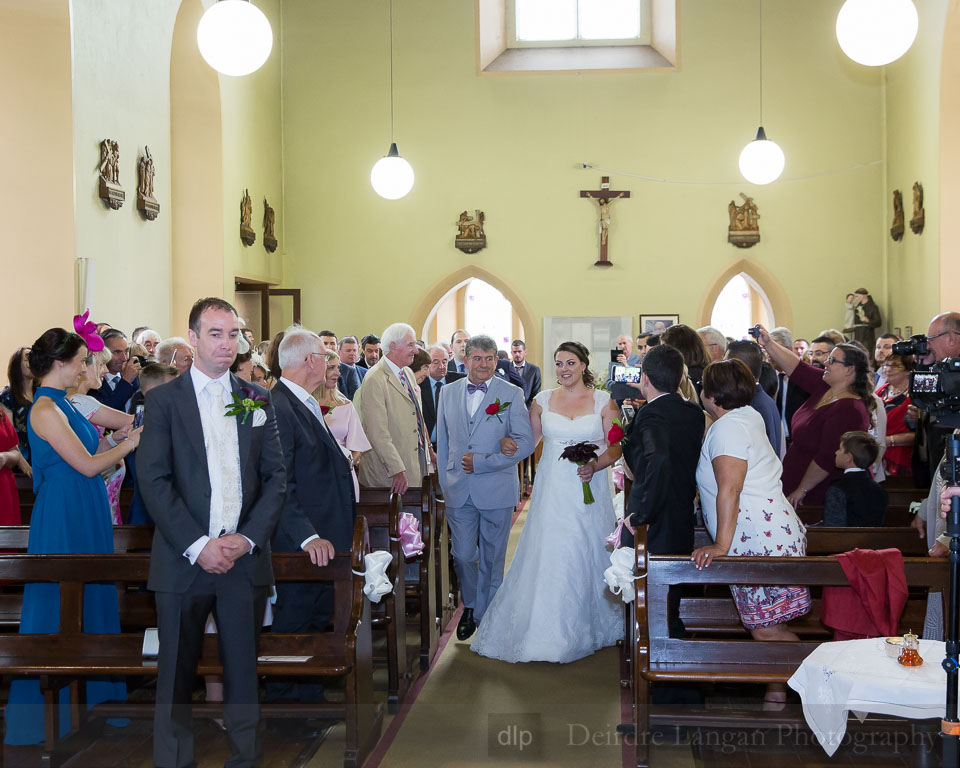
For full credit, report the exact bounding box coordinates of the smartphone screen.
[613,365,642,384]
[132,405,145,429]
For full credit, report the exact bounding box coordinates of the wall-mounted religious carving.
[240,189,256,246]
[910,182,925,235]
[455,209,486,254]
[136,146,159,221]
[727,193,760,248]
[98,139,124,210]
[263,197,277,252]
[890,189,904,241]
[579,176,630,267]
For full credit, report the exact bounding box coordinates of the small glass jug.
[898,630,923,667]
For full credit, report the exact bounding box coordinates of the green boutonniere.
[224,388,268,424]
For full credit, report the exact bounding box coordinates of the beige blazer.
[355,357,425,488]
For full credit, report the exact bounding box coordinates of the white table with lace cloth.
[787,637,951,756]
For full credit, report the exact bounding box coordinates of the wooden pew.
[0,517,382,768]
[354,494,410,713]
[796,504,915,527]
[628,528,949,768]
[430,485,457,629]
[359,481,438,670]
[692,525,929,556]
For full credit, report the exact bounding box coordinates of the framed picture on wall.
[905,326,913,338]
[639,314,679,334]
[894,327,902,339]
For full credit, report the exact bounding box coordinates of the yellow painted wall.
[70,0,181,338]
[0,0,74,364]
[281,0,886,364]
[884,0,948,334]
[216,0,285,299]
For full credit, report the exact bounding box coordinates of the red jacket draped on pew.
[821,548,908,641]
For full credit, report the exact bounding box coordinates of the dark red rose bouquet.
[607,417,625,445]
[560,441,600,504]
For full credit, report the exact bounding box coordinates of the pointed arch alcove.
[698,258,793,333]
[412,265,540,364]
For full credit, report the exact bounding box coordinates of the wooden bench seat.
[796,504,915,526]
[355,493,410,713]
[0,517,382,768]
[359,481,438,670]
[627,527,949,768]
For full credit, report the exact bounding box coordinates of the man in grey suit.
[436,335,534,641]
[138,298,286,768]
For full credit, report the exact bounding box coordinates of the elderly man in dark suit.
[269,325,355,701]
[138,298,286,768]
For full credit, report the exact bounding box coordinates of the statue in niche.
[890,189,905,241]
[98,139,125,210]
[455,209,486,254]
[240,189,256,246]
[910,182,925,235]
[727,193,760,248]
[137,146,159,221]
[263,197,278,253]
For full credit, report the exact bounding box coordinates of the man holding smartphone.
[604,334,641,390]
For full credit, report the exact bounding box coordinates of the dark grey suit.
[138,371,286,768]
[268,380,356,700]
[513,362,541,409]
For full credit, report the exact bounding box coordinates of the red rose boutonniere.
[485,398,511,423]
[607,417,625,446]
[319,405,332,416]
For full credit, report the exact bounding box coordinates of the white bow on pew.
[354,550,394,603]
[603,547,636,603]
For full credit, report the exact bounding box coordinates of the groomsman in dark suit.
[269,326,355,701]
[509,340,541,409]
[447,329,470,374]
[510,340,541,492]
[138,298,286,768]
[421,345,448,449]
[336,335,366,400]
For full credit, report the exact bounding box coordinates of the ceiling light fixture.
[197,0,273,77]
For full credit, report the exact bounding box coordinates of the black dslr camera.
[892,334,929,358]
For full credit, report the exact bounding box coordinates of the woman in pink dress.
[314,349,371,498]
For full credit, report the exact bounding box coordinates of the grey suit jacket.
[138,370,287,593]
[436,376,534,510]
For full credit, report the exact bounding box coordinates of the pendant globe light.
[197,0,273,77]
[371,0,414,200]
[738,0,784,185]
[836,0,918,67]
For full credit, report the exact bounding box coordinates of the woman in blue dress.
[5,327,141,745]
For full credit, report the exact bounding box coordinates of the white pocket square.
[252,409,267,428]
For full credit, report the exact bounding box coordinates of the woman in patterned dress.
[691,359,811,710]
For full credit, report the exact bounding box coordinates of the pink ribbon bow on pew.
[398,512,425,559]
[611,464,626,491]
[605,517,627,550]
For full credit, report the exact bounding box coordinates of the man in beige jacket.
[355,322,431,492]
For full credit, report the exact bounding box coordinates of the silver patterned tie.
[205,380,242,537]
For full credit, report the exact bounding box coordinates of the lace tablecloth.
[787,638,949,755]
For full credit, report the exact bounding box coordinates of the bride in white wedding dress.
[471,341,623,664]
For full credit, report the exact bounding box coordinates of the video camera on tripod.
[893,334,960,427]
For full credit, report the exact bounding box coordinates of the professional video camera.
[894,334,960,425]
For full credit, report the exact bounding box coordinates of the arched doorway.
[412,265,539,364]
[698,258,792,335]
[170,0,224,336]
[709,273,775,339]
[422,278,525,352]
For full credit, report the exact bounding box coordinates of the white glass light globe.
[197,0,273,77]
[739,128,785,185]
[371,144,415,200]
[836,0,918,67]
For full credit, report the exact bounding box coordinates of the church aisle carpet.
[309,499,695,768]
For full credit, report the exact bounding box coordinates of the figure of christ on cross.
[580,176,631,267]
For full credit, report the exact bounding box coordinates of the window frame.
[507,0,652,48]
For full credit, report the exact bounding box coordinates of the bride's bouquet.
[560,442,600,505]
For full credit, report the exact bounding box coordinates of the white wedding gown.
[471,388,622,663]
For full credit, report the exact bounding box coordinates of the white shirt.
[104,372,121,391]
[184,366,254,565]
[383,355,405,384]
[843,467,867,474]
[278,376,330,551]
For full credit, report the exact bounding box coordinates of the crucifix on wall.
[579,176,630,267]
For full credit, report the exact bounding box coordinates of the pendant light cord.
[389,0,395,142]
[758,0,763,125]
